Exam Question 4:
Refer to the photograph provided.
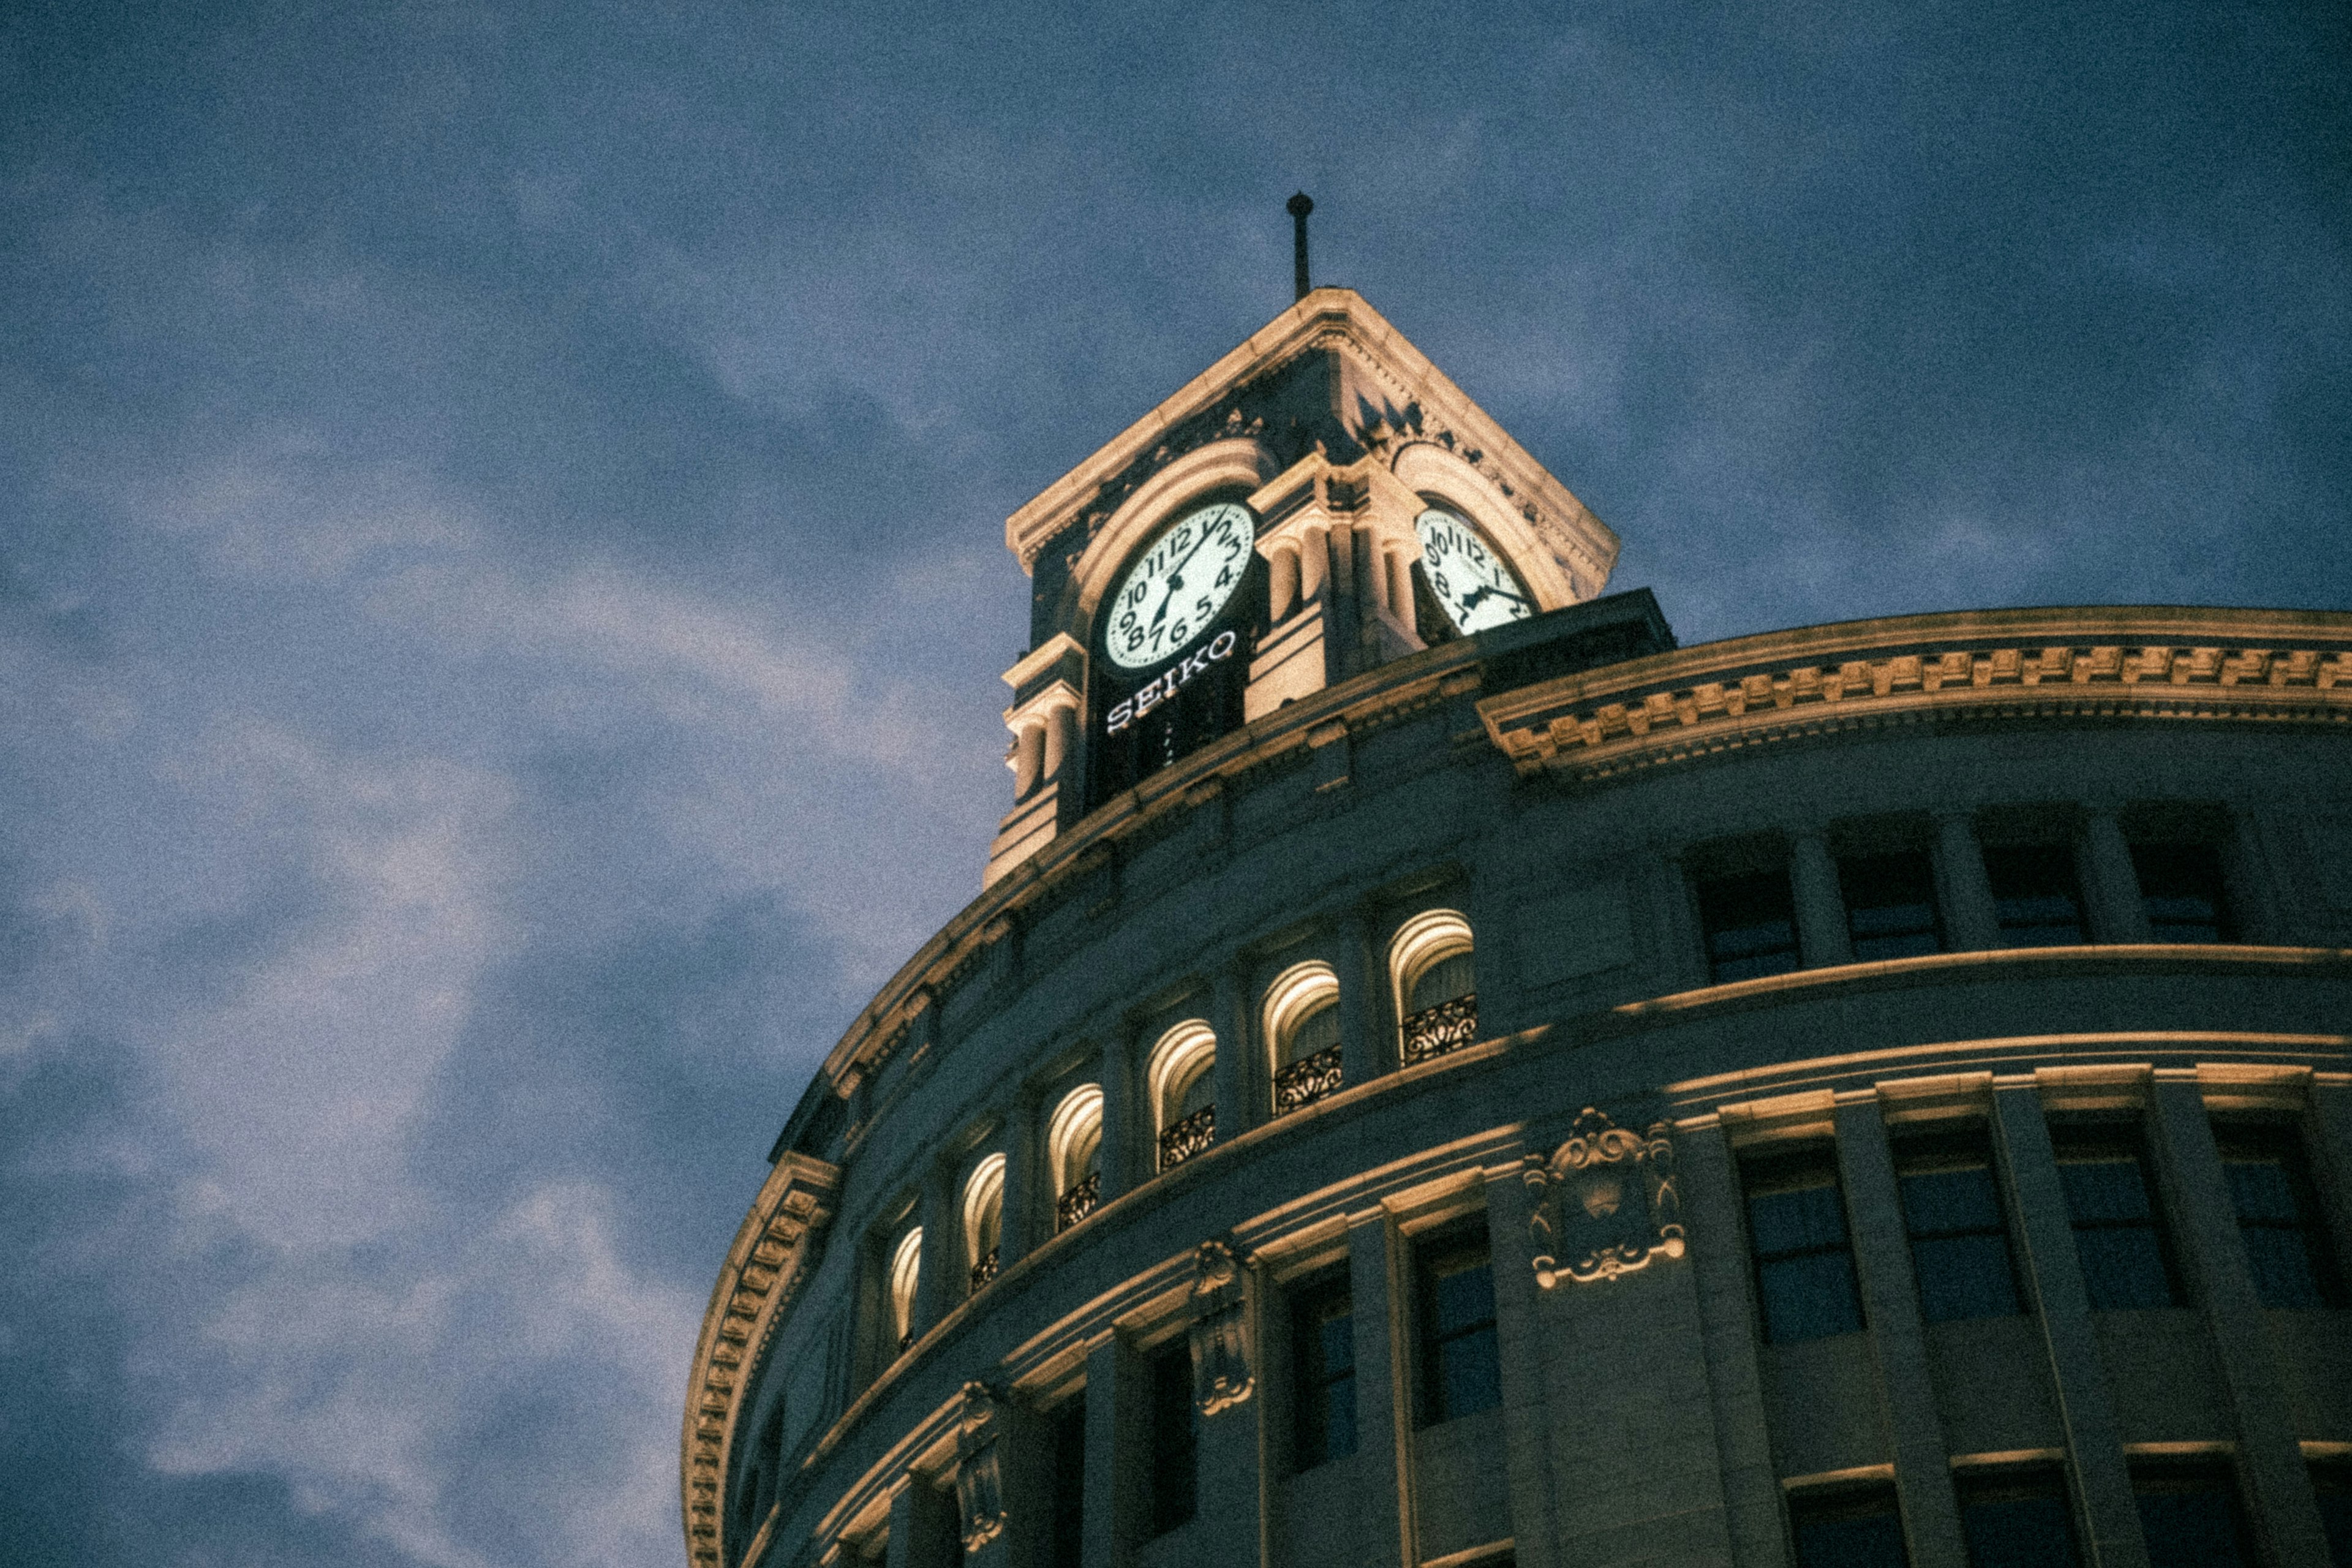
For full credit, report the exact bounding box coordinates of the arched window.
[1048,1085,1104,1232]
[1264,960,1344,1115]
[963,1154,1006,1289]
[888,1227,924,1352]
[1392,910,1478,1065]
[1148,1020,1218,1171]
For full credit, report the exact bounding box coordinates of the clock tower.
[986,287,1621,886]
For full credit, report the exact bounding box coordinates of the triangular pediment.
[1005,287,1619,592]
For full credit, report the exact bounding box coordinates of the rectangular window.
[1896,1128,2024,1322]
[2051,1122,2184,1310]
[2129,841,2235,943]
[1743,1146,1866,1343]
[1956,1469,2080,1568]
[1147,1343,1195,1536]
[2131,1463,2254,1568]
[1698,868,1801,982]
[1415,1225,1501,1427]
[1050,1395,1086,1568]
[1289,1273,1357,1471]
[1840,850,1945,962]
[2312,1461,2352,1568]
[1790,1485,1909,1567]
[2217,1121,2348,1308]
[1983,843,2087,946]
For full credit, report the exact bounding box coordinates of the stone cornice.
[680,1153,841,1568]
[1003,287,1613,576]
[1476,605,2352,783]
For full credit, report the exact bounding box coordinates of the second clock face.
[1104,501,1256,670]
[1416,507,1534,635]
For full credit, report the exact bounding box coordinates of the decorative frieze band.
[1477,612,2352,784]
[680,1153,842,1568]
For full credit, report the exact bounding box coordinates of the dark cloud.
[1,0,2345,1562]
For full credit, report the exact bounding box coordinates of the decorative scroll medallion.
[1188,1240,1254,1414]
[954,1381,1007,1552]
[1526,1108,1684,1288]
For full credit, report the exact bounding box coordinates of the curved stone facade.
[686,295,2352,1568]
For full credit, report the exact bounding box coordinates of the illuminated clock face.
[1103,501,1256,670]
[1415,507,1533,635]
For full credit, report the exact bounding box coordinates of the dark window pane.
[1148,1344,1195,1535]
[1841,851,1945,962]
[1409,951,1476,1012]
[2053,1129,2182,1310]
[1903,1164,2006,1234]
[1913,1233,2024,1322]
[1050,1398,1086,1568]
[2312,1463,2352,1567]
[2130,842,2234,943]
[2218,1126,2347,1309]
[1700,869,1802,982]
[1984,845,2086,946]
[1417,1232,1501,1425]
[2132,1467,2252,1568]
[1791,1488,1909,1567]
[1898,1131,2024,1322]
[1291,1276,1357,1471]
[1959,1483,2079,1568]
[1746,1151,1865,1343]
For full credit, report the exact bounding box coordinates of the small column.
[1268,540,1300,622]
[915,1162,960,1334]
[1011,722,1044,801]
[1040,702,1075,793]
[1082,1335,1143,1568]
[998,1091,1041,1268]
[1649,849,1711,992]
[1097,1031,1139,1203]
[1208,965,1259,1139]
[1333,914,1383,1089]
[1934,813,2002,951]
[1832,1097,1969,1568]
[2146,1076,2334,1566]
[1298,521,1329,601]
[2078,810,2153,943]
[1792,832,1855,968]
[1989,1080,2149,1568]
[1346,1209,1411,1568]
[1482,1165,1563,1568]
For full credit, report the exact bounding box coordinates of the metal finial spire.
[1287,192,1313,301]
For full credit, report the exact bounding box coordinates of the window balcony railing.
[1401,993,1479,1066]
[1272,1044,1344,1115]
[969,1246,1000,1289]
[1158,1104,1216,1170]
[1056,1171,1100,1232]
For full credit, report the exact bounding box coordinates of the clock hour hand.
[1458,583,1532,616]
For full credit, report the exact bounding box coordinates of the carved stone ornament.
[1188,1240,1254,1415]
[953,1381,1007,1552]
[1525,1108,1685,1289]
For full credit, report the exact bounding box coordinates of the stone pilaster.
[1934,813,2002,951]
[1791,832,1854,968]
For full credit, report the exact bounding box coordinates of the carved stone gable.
[1525,1108,1685,1288]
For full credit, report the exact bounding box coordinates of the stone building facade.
[683,290,2352,1568]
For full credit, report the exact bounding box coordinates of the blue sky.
[2,2,2345,1563]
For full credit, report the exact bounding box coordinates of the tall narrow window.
[1049,1395,1086,1568]
[1956,1469,2080,1568]
[1839,851,1945,961]
[2216,1121,2347,1308]
[2310,1461,2352,1568]
[2130,842,2235,943]
[1148,1021,1217,1172]
[1743,1146,1865,1343]
[1289,1273,1357,1471]
[888,1227,924,1352]
[1392,910,1478,1065]
[1983,844,2086,946]
[963,1154,1006,1291]
[2051,1122,2183,1310]
[1415,1224,1501,1426]
[1698,869,1801,982]
[1789,1485,1909,1567]
[1148,1341,1196,1536]
[1048,1085,1104,1232]
[2130,1463,2254,1568]
[1265,962,1344,1115]
[1896,1128,2022,1322]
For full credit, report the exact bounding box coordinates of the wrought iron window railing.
[1401,993,1479,1065]
[1272,1044,1344,1115]
[969,1246,1000,1289]
[1056,1171,1099,1231]
[899,1329,916,1352]
[1158,1104,1216,1170]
